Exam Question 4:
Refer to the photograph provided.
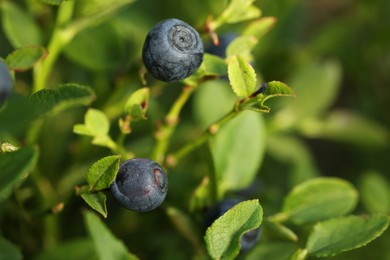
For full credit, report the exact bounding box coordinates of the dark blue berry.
[0,60,12,105]
[142,18,204,82]
[205,198,261,251]
[110,158,168,212]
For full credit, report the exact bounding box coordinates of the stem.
[33,1,75,92]
[151,85,196,165]
[166,108,240,167]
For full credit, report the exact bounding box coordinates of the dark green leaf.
[359,171,390,214]
[0,237,23,260]
[86,155,120,191]
[210,111,266,196]
[5,46,47,72]
[84,210,138,260]
[306,215,390,257]
[0,1,42,48]
[205,199,263,259]
[228,55,257,97]
[81,192,108,218]
[0,146,38,202]
[28,84,95,116]
[278,177,358,224]
[35,237,97,260]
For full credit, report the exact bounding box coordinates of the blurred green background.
[1,0,389,259]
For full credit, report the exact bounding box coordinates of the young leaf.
[83,210,138,260]
[0,1,42,48]
[279,177,358,224]
[205,199,263,259]
[5,46,47,72]
[189,176,213,212]
[81,192,108,218]
[243,17,277,39]
[226,36,257,62]
[215,0,261,27]
[73,108,117,150]
[228,55,257,98]
[28,84,95,116]
[0,146,38,202]
[306,214,390,257]
[86,155,120,191]
[124,88,149,121]
[0,237,22,260]
[359,171,390,214]
[210,111,266,196]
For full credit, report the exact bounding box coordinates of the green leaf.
[83,210,138,260]
[81,192,108,218]
[86,155,120,191]
[205,199,263,259]
[243,16,277,39]
[246,242,298,260]
[64,23,124,71]
[0,146,38,202]
[266,135,319,186]
[299,110,390,147]
[193,79,236,129]
[359,171,390,214]
[228,55,257,98]
[272,59,341,129]
[75,109,110,136]
[65,0,136,40]
[279,177,358,224]
[263,220,298,242]
[0,1,42,48]
[226,36,257,62]
[5,46,47,72]
[306,214,390,257]
[28,84,96,116]
[124,88,149,121]
[35,238,97,260]
[201,54,228,76]
[215,0,261,27]
[40,0,66,6]
[0,237,22,260]
[211,111,266,196]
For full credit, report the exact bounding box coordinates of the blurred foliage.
[0,0,389,259]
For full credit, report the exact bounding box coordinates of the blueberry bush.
[1,0,390,259]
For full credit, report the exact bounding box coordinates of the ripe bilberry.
[142,18,204,82]
[110,158,168,212]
